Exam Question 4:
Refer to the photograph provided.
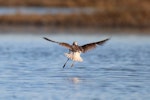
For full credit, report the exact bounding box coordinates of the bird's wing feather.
[81,38,110,53]
[43,37,72,49]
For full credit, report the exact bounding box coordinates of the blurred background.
[0,0,149,33]
[0,0,150,100]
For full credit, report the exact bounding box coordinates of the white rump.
[65,52,83,62]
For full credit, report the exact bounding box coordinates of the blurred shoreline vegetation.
[0,0,149,29]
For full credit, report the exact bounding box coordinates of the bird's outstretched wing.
[43,37,72,49]
[81,38,110,53]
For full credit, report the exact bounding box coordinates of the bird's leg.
[63,58,69,68]
[71,61,74,67]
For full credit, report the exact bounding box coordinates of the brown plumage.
[43,37,110,68]
[43,37,109,53]
[81,38,110,53]
[43,37,72,50]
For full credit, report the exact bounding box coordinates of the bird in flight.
[43,37,110,68]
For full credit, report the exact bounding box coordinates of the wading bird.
[43,37,109,68]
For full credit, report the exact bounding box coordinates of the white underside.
[65,52,83,62]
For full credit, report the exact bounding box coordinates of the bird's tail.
[65,52,83,62]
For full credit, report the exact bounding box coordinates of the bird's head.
[73,41,78,45]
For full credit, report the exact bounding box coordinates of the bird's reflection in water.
[69,77,81,84]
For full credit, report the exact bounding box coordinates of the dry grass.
[0,0,149,9]
[0,0,99,7]
[0,0,149,28]
[0,10,149,28]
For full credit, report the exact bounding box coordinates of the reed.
[0,0,149,28]
[0,10,149,28]
[0,0,149,9]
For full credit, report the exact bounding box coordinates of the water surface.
[0,34,150,100]
[0,7,95,15]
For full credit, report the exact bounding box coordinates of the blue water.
[0,7,95,15]
[0,34,150,100]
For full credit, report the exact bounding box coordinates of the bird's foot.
[63,64,66,68]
